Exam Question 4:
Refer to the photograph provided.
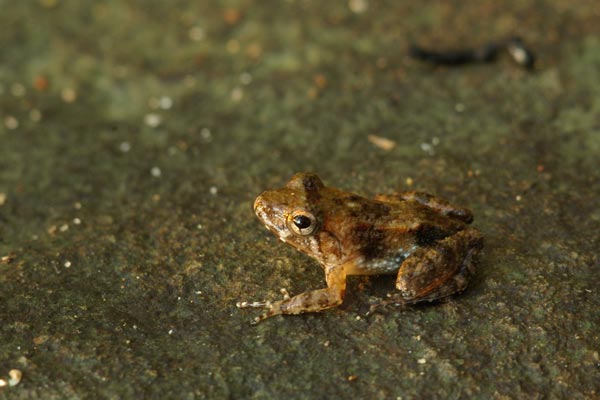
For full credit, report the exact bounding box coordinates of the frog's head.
[254,173,335,262]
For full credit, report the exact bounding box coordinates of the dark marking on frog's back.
[352,223,387,261]
[302,174,323,192]
[415,223,455,246]
[361,200,391,218]
[332,197,346,206]
[301,173,323,206]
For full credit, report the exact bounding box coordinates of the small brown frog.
[237,173,483,324]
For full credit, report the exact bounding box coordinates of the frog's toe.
[280,288,291,300]
[366,302,386,316]
[250,309,278,325]
[236,288,292,310]
[236,300,273,309]
[366,295,410,315]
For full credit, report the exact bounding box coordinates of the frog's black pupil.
[293,215,312,230]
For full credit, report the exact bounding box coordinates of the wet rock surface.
[1,1,598,398]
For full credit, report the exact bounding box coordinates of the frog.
[237,172,483,324]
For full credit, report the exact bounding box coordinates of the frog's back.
[371,198,466,234]
[338,196,468,276]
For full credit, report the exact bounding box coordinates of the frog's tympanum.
[238,173,483,324]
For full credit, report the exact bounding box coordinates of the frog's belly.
[344,245,417,275]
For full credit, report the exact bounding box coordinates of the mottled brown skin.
[237,173,483,324]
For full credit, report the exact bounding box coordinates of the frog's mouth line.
[254,203,291,240]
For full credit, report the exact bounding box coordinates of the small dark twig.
[410,36,535,70]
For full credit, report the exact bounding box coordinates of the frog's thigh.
[396,228,483,302]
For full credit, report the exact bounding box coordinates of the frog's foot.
[366,293,412,315]
[236,288,290,308]
[236,300,272,309]
[236,289,291,323]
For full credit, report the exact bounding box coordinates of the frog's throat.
[305,230,343,266]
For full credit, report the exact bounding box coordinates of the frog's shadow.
[346,272,483,313]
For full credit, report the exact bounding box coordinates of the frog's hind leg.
[375,192,473,223]
[370,228,483,312]
[398,227,483,302]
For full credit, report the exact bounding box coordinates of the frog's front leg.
[237,267,346,324]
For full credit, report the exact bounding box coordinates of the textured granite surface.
[1,1,598,398]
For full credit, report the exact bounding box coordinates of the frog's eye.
[287,210,317,236]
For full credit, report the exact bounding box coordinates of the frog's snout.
[253,192,268,216]
[253,192,290,240]
[253,194,261,213]
[253,192,272,228]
